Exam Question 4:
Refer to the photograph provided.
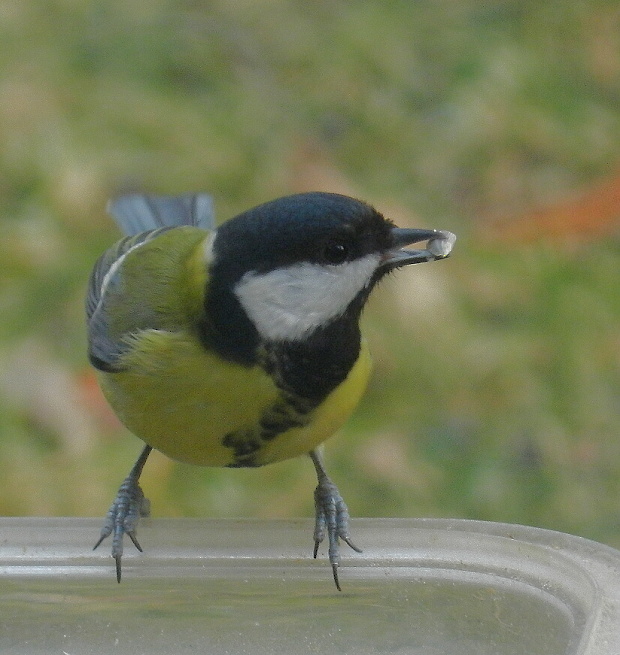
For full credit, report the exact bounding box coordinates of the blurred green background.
[1,0,619,549]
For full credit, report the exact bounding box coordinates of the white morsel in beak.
[428,231,456,259]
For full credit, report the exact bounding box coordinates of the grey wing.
[86,230,167,371]
[108,193,216,236]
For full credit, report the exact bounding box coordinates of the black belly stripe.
[220,305,364,468]
[223,394,317,468]
[260,401,307,439]
[222,430,262,467]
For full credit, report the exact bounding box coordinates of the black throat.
[198,282,362,403]
[262,313,362,401]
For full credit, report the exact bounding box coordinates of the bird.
[87,191,455,590]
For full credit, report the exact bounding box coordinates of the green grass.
[1,0,620,548]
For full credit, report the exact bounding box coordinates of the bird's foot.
[93,474,151,582]
[313,476,361,591]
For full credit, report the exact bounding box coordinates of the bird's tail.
[107,193,216,235]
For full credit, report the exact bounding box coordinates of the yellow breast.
[98,329,372,467]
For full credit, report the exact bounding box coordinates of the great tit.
[87,191,455,589]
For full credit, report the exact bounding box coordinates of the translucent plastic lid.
[1,518,619,654]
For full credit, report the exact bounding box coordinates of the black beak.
[380,227,456,272]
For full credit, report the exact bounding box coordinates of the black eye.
[321,241,349,265]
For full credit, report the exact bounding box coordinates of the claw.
[341,535,362,553]
[127,531,143,553]
[92,532,107,551]
[331,562,341,592]
[309,449,361,591]
[94,445,152,582]
[115,554,122,583]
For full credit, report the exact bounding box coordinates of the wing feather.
[87,193,216,371]
[86,229,171,371]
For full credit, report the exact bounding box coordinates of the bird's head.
[207,192,455,345]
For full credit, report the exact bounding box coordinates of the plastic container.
[0,518,618,654]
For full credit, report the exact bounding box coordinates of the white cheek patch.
[234,254,380,342]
